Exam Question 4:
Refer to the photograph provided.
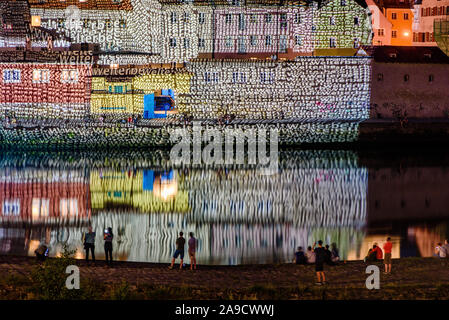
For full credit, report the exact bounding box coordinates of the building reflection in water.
[0,150,448,264]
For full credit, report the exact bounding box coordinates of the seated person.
[324,245,335,265]
[331,243,340,263]
[305,246,316,264]
[365,243,383,263]
[35,244,49,262]
[294,247,306,265]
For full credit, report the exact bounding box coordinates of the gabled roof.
[0,0,30,38]
[373,0,413,9]
[373,46,449,63]
[28,0,132,10]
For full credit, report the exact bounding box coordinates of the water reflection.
[0,150,448,265]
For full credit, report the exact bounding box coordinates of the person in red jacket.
[365,243,383,263]
[383,237,393,274]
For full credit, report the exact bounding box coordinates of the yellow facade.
[90,71,192,116]
[89,170,190,214]
[386,8,413,46]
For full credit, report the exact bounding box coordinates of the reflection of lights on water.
[28,240,40,256]
[153,179,178,201]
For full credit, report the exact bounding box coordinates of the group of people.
[169,232,198,270]
[82,226,114,266]
[292,237,394,285]
[294,242,340,266]
[294,241,340,286]
[363,237,393,274]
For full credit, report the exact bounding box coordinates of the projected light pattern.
[26,0,372,64]
[179,58,371,120]
[0,150,368,264]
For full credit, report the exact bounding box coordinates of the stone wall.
[371,62,449,118]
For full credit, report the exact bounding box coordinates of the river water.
[0,148,448,265]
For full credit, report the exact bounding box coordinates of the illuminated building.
[0,63,92,119]
[366,0,392,45]
[178,57,371,120]
[372,0,414,46]
[314,0,372,50]
[412,0,449,47]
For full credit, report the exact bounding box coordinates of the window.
[170,12,177,24]
[279,35,287,53]
[354,16,359,25]
[392,12,397,19]
[232,72,247,84]
[341,0,346,5]
[429,74,434,82]
[250,35,257,46]
[199,12,205,24]
[330,16,335,25]
[32,198,49,219]
[295,35,302,46]
[2,199,20,216]
[265,13,272,23]
[114,86,123,94]
[238,37,246,53]
[250,14,257,23]
[280,13,287,29]
[32,69,50,83]
[225,14,232,24]
[329,37,336,48]
[204,72,211,83]
[404,74,409,82]
[183,12,190,23]
[60,198,78,218]
[377,73,383,81]
[295,13,301,24]
[403,13,409,20]
[105,19,112,28]
[353,38,359,48]
[225,36,232,47]
[184,38,190,49]
[169,38,176,47]
[260,72,275,83]
[392,30,397,38]
[61,69,78,83]
[378,29,384,36]
[198,38,205,49]
[265,35,272,46]
[3,69,21,83]
[57,18,64,28]
[239,13,245,30]
[119,19,126,28]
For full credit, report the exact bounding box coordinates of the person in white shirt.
[305,246,316,264]
[435,243,447,258]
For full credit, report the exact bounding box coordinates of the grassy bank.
[1,254,449,300]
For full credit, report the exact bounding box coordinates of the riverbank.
[1,255,449,300]
[1,118,449,149]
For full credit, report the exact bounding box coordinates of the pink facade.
[0,63,91,104]
[412,0,449,46]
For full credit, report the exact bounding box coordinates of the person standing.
[104,227,114,267]
[188,232,197,270]
[305,246,316,264]
[383,237,393,274]
[83,226,96,264]
[313,240,326,285]
[169,232,186,270]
